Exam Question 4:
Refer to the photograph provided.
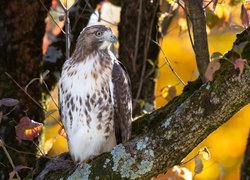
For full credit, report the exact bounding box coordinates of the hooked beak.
[109,34,118,43]
[103,30,118,43]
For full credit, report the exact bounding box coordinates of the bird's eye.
[95,31,103,37]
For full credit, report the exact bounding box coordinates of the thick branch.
[186,0,210,82]
[35,29,250,179]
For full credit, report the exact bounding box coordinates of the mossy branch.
[35,28,250,180]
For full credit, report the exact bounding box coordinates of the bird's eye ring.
[95,31,103,37]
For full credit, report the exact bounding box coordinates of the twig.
[185,14,195,50]
[56,0,71,59]
[5,72,63,127]
[176,0,189,18]
[3,105,17,117]
[72,3,88,32]
[57,0,67,12]
[25,77,59,109]
[84,0,118,26]
[39,0,66,34]
[151,39,186,85]
[0,139,21,180]
[177,0,195,50]
[5,144,38,156]
[135,2,158,101]
[132,0,143,73]
[180,153,199,165]
[203,0,214,9]
[0,162,6,168]
[32,141,46,157]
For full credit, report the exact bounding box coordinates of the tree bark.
[34,28,250,179]
[118,0,160,116]
[0,0,50,178]
[241,132,250,180]
[185,0,210,82]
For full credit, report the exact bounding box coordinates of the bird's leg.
[78,155,96,168]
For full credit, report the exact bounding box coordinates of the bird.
[58,25,132,163]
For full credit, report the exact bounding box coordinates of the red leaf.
[15,116,43,142]
[234,58,246,80]
[58,126,67,139]
[0,98,19,107]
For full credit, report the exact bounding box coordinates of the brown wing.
[112,60,132,144]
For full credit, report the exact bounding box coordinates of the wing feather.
[112,60,132,144]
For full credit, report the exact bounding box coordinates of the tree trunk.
[34,27,250,179]
[118,0,160,116]
[0,0,50,178]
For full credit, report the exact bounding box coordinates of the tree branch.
[34,28,250,179]
[185,0,210,82]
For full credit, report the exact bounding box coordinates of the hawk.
[58,25,132,162]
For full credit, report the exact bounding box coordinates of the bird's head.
[77,25,118,51]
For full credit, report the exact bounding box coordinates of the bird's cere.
[103,30,118,43]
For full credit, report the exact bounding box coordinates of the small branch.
[57,0,67,12]
[84,0,118,26]
[177,0,195,50]
[39,0,66,34]
[203,0,214,9]
[32,141,46,157]
[72,3,88,32]
[151,39,186,86]
[0,139,21,180]
[57,0,71,59]
[24,75,59,109]
[185,0,210,82]
[5,144,38,157]
[5,72,63,127]
[65,10,71,60]
[135,2,159,101]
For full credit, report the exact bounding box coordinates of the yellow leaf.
[43,137,57,154]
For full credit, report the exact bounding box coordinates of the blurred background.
[1,0,249,179]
